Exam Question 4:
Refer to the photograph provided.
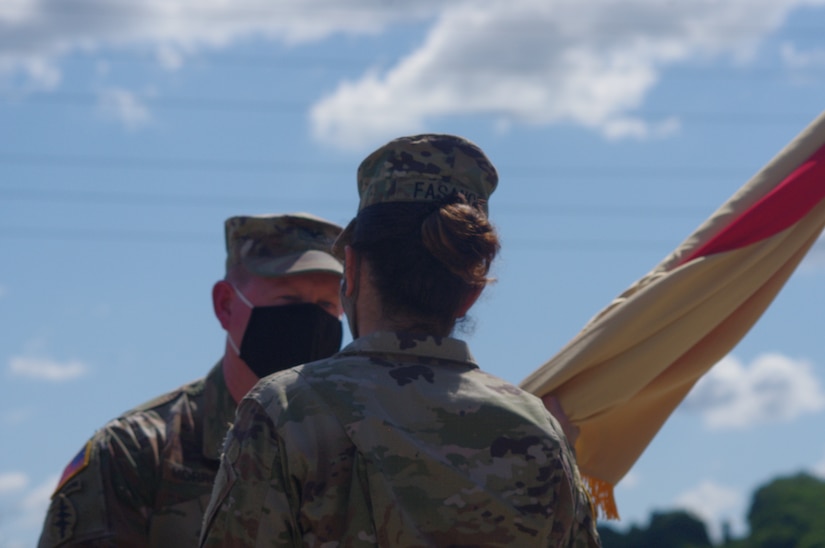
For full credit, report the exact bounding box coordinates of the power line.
[66,52,377,71]
[3,92,820,122]
[7,49,818,81]
[0,225,680,251]
[0,226,213,244]
[4,91,308,113]
[2,3,822,37]
[0,152,335,173]
[0,187,350,209]
[0,187,710,218]
[0,152,755,178]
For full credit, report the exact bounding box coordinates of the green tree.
[747,473,825,548]
[599,510,712,548]
[599,472,825,548]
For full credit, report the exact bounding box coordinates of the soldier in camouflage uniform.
[200,135,602,547]
[38,213,345,547]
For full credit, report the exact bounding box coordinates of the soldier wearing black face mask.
[225,283,342,378]
[39,213,344,548]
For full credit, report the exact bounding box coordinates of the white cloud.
[1,0,821,146]
[0,0,438,88]
[673,480,746,543]
[8,355,89,381]
[616,470,640,490]
[0,472,28,494]
[0,474,62,544]
[155,44,185,71]
[603,116,682,141]
[0,0,37,25]
[0,473,38,547]
[14,474,58,534]
[812,449,825,480]
[1,407,33,426]
[800,231,825,274]
[97,87,152,129]
[683,354,825,430]
[310,0,802,148]
[780,42,825,69]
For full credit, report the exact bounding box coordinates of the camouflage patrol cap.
[224,213,343,277]
[356,133,498,214]
[333,133,498,257]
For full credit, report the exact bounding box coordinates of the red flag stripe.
[678,142,825,266]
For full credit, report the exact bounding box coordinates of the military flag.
[520,110,825,519]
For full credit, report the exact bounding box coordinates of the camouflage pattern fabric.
[39,362,236,547]
[224,213,343,278]
[333,133,499,258]
[200,332,601,547]
[356,134,498,214]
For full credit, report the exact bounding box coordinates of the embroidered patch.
[48,491,77,543]
[53,440,92,496]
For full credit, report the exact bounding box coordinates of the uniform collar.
[202,361,237,461]
[339,331,478,367]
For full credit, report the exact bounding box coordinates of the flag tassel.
[583,474,620,520]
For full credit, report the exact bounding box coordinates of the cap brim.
[242,250,343,278]
[331,218,355,260]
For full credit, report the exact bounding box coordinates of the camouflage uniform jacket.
[200,332,601,547]
[39,362,236,547]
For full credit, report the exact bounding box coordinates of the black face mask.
[237,303,343,378]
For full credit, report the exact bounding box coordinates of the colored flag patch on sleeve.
[53,440,93,496]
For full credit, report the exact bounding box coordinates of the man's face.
[230,272,342,338]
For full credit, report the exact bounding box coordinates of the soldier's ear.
[343,246,358,297]
[212,280,234,330]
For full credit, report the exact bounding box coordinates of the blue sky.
[2,1,825,545]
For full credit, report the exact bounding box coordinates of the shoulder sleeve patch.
[53,440,93,497]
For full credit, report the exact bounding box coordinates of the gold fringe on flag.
[583,474,620,520]
[521,110,825,523]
